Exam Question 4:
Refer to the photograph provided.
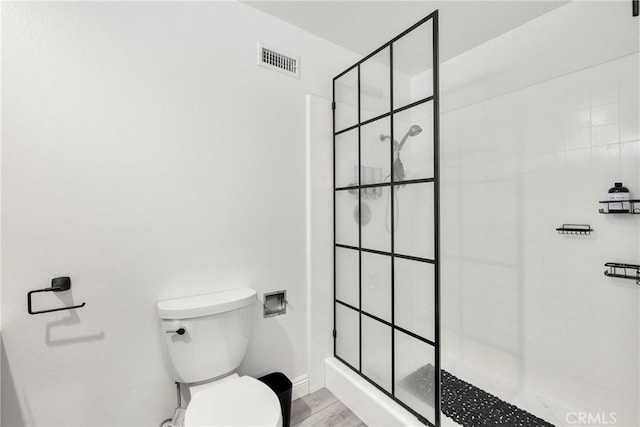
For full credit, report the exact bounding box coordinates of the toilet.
[157,288,283,427]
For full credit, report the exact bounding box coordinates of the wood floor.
[291,388,366,427]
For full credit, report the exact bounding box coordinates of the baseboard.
[292,374,309,400]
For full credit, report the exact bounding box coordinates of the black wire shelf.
[598,200,640,214]
[604,262,640,285]
[555,224,593,235]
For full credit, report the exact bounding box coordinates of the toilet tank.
[157,288,256,384]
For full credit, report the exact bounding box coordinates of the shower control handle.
[166,327,186,335]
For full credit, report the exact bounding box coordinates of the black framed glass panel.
[393,20,434,109]
[333,11,440,427]
[335,68,359,132]
[360,47,391,122]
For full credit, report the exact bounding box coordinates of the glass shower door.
[333,11,441,427]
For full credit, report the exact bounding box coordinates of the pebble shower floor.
[400,365,555,427]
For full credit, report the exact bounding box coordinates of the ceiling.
[244,1,569,63]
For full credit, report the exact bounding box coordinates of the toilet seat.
[185,376,282,427]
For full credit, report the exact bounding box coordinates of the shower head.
[397,125,423,151]
[407,125,422,137]
[380,125,423,152]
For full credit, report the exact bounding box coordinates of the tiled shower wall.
[440,48,639,425]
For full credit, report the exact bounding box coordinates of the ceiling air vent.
[257,42,300,79]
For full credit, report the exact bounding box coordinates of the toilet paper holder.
[263,290,287,318]
[27,276,86,315]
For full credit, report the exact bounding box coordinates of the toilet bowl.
[185,374,282,427]
[157,288,282,427]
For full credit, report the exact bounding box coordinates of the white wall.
[440,2,639,425]
[305,94,334,394]
[1,2,357,426]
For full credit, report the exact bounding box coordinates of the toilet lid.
[185,376,282,427]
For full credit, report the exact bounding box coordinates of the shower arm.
[396,131,413,151]
[380,126,420,152]
[380,131,411,152]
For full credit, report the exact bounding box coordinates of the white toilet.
[157,288,283,427]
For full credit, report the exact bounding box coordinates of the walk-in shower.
[330,3,639,427]
[333,12,440,426]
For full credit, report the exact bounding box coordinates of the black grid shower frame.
[332,11,440,427]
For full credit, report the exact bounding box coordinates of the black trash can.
[258,372,292,427]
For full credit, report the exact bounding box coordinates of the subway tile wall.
[440,53,639,425]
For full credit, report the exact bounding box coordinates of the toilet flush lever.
[166,327,186,335]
